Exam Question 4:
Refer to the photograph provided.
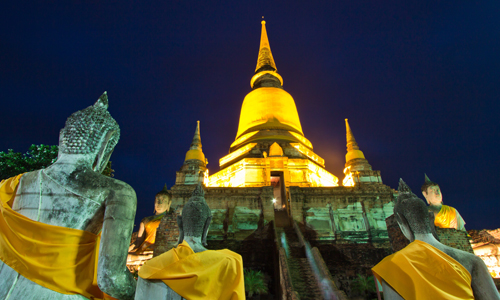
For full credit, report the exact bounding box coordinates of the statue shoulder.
[141,215,156,224]
[102,176,137,203]
[440,244,476,273]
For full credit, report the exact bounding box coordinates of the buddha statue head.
[58,92,120,174]
[155,184,172,215]
[420,174,442,206]
[395,179,439,242]
[176,183,212,251]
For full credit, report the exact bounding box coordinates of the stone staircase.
[277,226,324,299]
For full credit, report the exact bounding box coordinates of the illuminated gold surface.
[185,149,205,163]
[236,87,303,139]
[255,21,276,72]
[269,142,283,156]
[342,166,355,187]
[290,143,325,167]
[207,21,340,189]
[345,118,365,162]
[250,71,283,88]
[219,143,257,167]
[207,156,338,188]
[289,131,313,149]
[346,150,365,162]
[232,132,301,149]
[230,132,258,148]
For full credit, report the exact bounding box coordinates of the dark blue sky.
[1,1,499,230]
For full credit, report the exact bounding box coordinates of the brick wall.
[436,227,474,254]
[385,214,409,252]
[153,211,180,257]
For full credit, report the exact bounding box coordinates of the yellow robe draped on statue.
[372,240,473,300]
[434,204,466,230]
[139,241,245,300]
[134,214,163,253]
[0,174,112,300]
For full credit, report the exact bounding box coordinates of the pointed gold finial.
[255,20,276,72]
[190,120,202,150]
[345,118,357,146]
[345,119,366,162]
[185,121,206,164]
[250,20,283,88]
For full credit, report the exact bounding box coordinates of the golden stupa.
[207,21,338,188]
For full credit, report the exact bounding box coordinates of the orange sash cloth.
[372,240,473,300]
[144,216,162,243]
[135,214,163,252]
[139,241,245,300]
[0,174,114,300]
[434,205,458,228]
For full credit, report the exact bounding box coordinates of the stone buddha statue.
[0,93,137,300]
[372,179,499,300]
[421,174,466,231]
[135,183,245,300]
[129,184,172,254]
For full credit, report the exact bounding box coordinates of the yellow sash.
[434,205,457,228]
[0,174,108,299]
[143,215,162,244]
[139,241,245,300]
[372,240,473,300]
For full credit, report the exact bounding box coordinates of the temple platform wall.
[160,183,395,248]
[289,183,394,243]
[169,185,275,241]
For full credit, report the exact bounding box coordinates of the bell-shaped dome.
[236,87,303,139]
[184,121,206,165]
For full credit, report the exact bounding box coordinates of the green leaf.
[0,144,59,180]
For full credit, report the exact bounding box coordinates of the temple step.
[274,209,292,228]
[279,227,324,299]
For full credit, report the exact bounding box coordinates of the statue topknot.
[191,183,205,198]
[180,183,211,239]
[94,91,109,108]
[59,92,120,155]
[424,173,431,183]
[394,178,433,235]
[398,178,412,194]
[421,173,440,193]
[156,184,170,198]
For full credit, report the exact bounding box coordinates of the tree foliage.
[102,160,115,177]
[351,274,377,299]
[0,144,58,180]
[244,269,268,297]
[0,144,115,180]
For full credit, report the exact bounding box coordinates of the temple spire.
[345,119,366,162]
[343,119,378,186]
[345,119,360,152]
[255,20,277,72]
[250,20,284,89]
[184,121,206,164]
[190,120,202,150]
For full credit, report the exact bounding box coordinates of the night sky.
[1,2,499,230]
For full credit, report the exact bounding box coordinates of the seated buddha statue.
[0,93,137,300]
[421,174,466,231]
[372,179,499,300]
[129,185,172,254]
[134,183,245,300]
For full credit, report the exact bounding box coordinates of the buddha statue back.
[135,183,215,300]
[0,93,137,300]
